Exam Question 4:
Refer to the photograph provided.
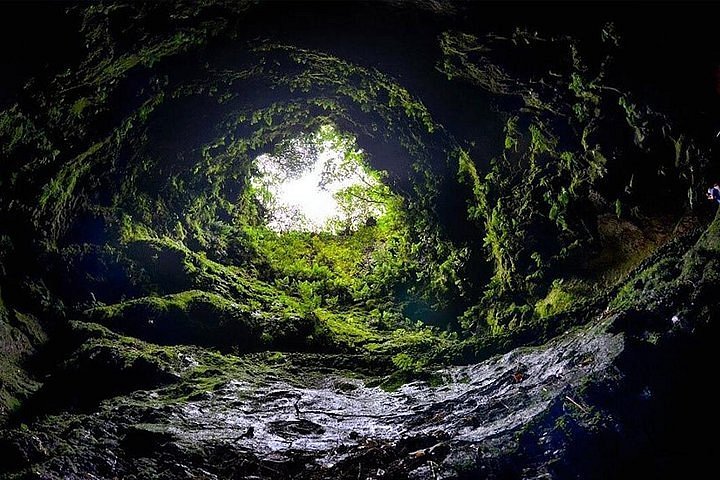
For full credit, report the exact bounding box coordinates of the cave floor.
[2,317,622,479]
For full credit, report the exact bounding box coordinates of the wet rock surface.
[0,321,623,479]
[166,322,619,461]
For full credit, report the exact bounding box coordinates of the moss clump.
[0,300,46,420]
[16,321,181,415]
[609,256,681,312]
[86,290,271,352]
[682,209,720,277]
[606,211,716,324]
[535,280,577,319]
[315,308,382,349]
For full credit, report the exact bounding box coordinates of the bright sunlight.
[251,125,389,233]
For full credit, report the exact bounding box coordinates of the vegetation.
[1,4,719,480]
[0,2,715,437]
[440,27,712,333]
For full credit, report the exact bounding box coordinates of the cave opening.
[239,124,446,341]
[248,124,393,234]
[3,3,719,477]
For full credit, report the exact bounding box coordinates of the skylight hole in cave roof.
[250,125,388,233]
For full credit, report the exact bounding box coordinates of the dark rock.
[122,424,176,458]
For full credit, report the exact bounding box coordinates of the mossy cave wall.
[0,3,719,477]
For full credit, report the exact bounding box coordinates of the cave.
[1,2,719,479]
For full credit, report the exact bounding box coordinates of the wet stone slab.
[147,321,623,469]
[1,320,624,479]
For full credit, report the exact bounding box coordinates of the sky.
[253,141,382,232]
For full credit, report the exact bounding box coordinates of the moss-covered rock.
[0,297,46,420]
[86,290,280,352]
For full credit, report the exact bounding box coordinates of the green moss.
[86,290,259,350]
[528,123,557,157]
[504,116,520,151]
[0,105,55,158]
[75,325,180,374]
[1,3,710,409]
[316,309,381,348]
[71,97,91,116]
[683,210,720,275]
[457,149,484,221]
[85,31,204,87]
[535,280,576,318]
[39,141,104,210]
[0,304,45,419]
[609,256,680,311]
[2,25,465,353]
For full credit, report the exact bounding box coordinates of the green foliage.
[2,0,714,405]
[610,257,677,311]
[38,142,102,211]
[262,44,437,135]
[457,148,484,220]
[618,95,647,147]
[71,97,91,116]
[315,308,382,348]
[391,352,419,371]
[504,116,520,151]
[248,124,393,233]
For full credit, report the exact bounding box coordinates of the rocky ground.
[0,317,622,479]
[3,211,720,479]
